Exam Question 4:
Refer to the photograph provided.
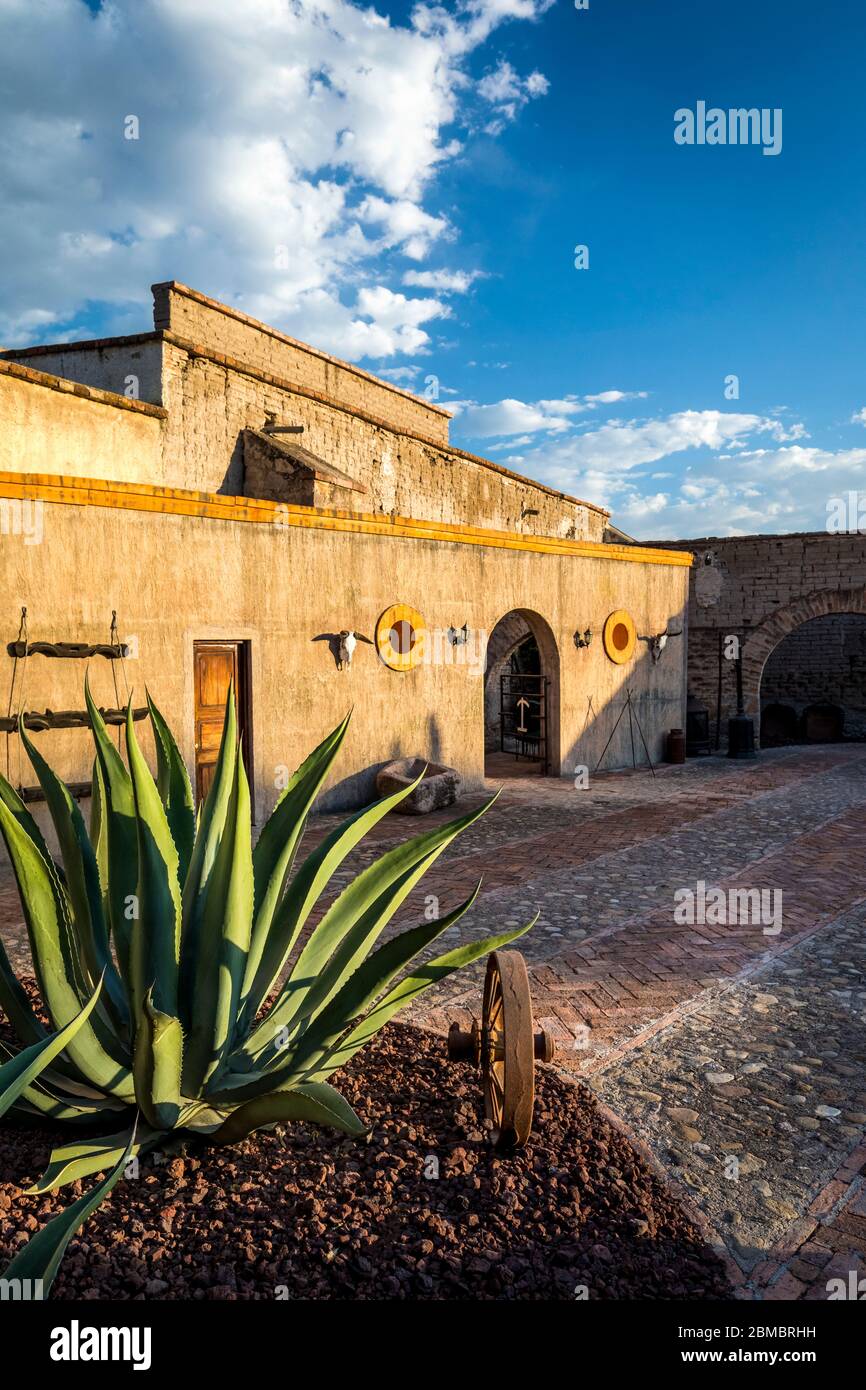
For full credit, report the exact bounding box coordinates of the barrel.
[666,728,686,764]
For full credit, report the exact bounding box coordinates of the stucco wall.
[1,492,688,830]
[0,361,166,484]
[0,337,164,406]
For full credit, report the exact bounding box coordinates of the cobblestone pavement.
[1,743,865,1298]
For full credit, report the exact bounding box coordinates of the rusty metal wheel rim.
[482,949,535,1151]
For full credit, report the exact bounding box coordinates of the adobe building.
[0,281,690,824]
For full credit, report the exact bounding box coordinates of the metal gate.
[499,672,548,771]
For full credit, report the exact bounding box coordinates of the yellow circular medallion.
[602,609,637,664]
[376,603,427,672]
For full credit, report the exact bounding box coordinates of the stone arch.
[483,608,560,773]
[741,587,866,724]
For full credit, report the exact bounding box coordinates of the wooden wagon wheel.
[482,950,536,1150]
[447,949,554,1152]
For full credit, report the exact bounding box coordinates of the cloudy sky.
[2,0,865,539]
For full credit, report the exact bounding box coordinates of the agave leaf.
[84,674,137,986]
[179,684,238,1021]
[26,1121,158,1196]
[304,921,536,1084]
[7,1126,138,1296]
[0,979,104,1119]
[242,795,496,1067]
[0,768,56,868]
[212,1081,366,1145]
[89,755,108,892]
[125,703,181,1019]
[20,722,128,1035]
[147,689,195,886]
[132,991,184,1131]
[242,713,351,1017]
[0,794,134,1099]
[183,744,253,1093]
[213,885,482,1102]
[0,1042,127,1123]
[237,765,428,1039]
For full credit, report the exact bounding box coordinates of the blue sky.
[3,0,866,538]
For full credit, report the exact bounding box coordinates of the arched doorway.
[483,609,560,777]
[742,587,866,743]
[758,611,866,745]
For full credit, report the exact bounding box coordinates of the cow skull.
[638,626,683,663]
[338,630,357,670]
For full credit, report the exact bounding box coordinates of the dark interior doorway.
[484,616,548,777]
[759,613,866,746]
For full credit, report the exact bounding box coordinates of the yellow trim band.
[0,471,692,568]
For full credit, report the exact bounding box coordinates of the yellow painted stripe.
[0,470,692,567]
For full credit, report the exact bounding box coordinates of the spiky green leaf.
[147,689,195,886]
[0,980,104,1119]
[212,1081,366,1145]
[6,1126,138,1296]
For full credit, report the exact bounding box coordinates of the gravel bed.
[0,1020,731,1301]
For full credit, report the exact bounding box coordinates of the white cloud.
[452,388,658,438]
[584,389,648,405]
[0,0,552,359]
[451,395,862,537]
[402,268,483,293]
[477,58,549,133]
[851,408,866,424]
[357,196,449,261]
[450,396,580,435]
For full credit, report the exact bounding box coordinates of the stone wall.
[152,281,451,443]
[653,532,866,742]
[3,281,608,540]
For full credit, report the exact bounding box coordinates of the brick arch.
[741,587,866,721]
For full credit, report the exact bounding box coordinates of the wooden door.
[193,641,251,805]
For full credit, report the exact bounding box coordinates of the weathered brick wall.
[157,338,605,535]
[761,613,866,737]
[3,284,608,540]
[653,532,866,740]
[152,281,451,443]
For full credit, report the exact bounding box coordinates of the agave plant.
[0,679,532,1294]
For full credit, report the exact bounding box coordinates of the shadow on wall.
[316,711,446,813]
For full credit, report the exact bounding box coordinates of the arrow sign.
[516,696,530,734]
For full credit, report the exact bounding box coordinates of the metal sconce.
[574,628,593,650]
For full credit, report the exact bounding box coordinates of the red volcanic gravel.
[0,1022,731,1301]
